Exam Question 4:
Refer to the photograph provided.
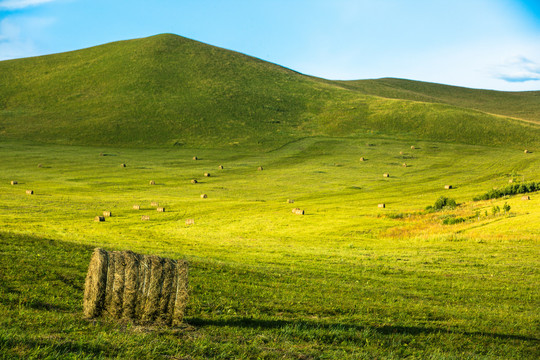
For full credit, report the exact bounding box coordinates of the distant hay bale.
[191,179,198,184]
[83,248,189,325]
[292,208,304,215]
[509,179,514,183]
[524,150,529,154]
[95,216,105,222]
[26,190,33,195]
[103,211,112,217]
[10,181,17,185]
[151,202,159,207]
[378,203,385,208]
[287,199,294,203]
[359,157,365,162]
[399,151,403,155]
[193,156,198,160]
[37,164,43,168]
[204,172,210,177]
[383,173,390,178]
[522,195,530,200]
[133,205,140,210]
[218,165,224,169]
[200,194,207,199]
[258,166,263,171]
[149,180,155,185]
[185,218,194,225]
[141,215,150,221]
[100,153,104,156]
[444,185,453,189]
[157,207,165,212]
[121,164,126,168]
[411,146,415,150]
[402,163,407,167]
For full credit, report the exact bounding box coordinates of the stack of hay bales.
[83,248,189,326]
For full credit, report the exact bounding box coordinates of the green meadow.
[1,135,539,359]
[1,33,540,359]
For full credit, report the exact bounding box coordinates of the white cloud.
[0,16,55,60]
[0,0,56,10]
[496,57,540,83]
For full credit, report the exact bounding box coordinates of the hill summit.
[0,33,538,148]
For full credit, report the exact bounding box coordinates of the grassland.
[1,135,539,359]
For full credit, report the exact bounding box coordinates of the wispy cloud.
[0,16,55,60]
[496,56,540,83]
[0,0,56,10]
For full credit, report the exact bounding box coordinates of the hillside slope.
[0,33,539,148]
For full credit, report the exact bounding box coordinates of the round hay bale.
[402,163,407,167]
[258,166,263,171]
[200,194,207,199]
[83,248,109,318]
[383,173,390,178]
[360,157,365,162]
[378,203,385,208]
[133,205,140,210]
[509,179,514,183]
[411,146,415,150]
[95,216,105,222]
[191,179,198,184]
[218,165,224,169]
[10,181,17,185]
[193,156,198,160]
[204,172,210,177]
[149,180,155,185]
[444,185,453,189]
[399,151,403,155]
[524,150,529,154]
[37,164,43,168]
[121,164,126,168]
[151,202,159,207]
[287,199,294,203]
[103,211,112,217]
[100,152,104,156]
[141,215,150,221]
[26,190,34,195]
[185,218,194,225]
[522,195,530,200]
[157,207,165,212]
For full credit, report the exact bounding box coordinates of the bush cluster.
[426,196,457,211]
[473,182,539,201]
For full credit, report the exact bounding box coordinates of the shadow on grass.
[187,316,539,342]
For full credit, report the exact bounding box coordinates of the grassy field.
[1,135,539,359]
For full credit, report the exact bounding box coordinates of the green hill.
[0,33,539,148]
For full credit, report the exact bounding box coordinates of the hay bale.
[258,166,263,171]
[151,202,159,207]
[157,207,165,212]
[193,156,198,160]
[100,152,104,156]
[402,163,407,167]
[218,165,224,169]
[444,185,452,189]
[37,164,43,168]
[360,157,365,162]
[133,205,141,210]
[103,211,112,217]
[191,179,198,184]
[292,208,304,215]
[378,203,385,208]
[121,164,126,168]
[185,218,194,225]
[522,195,530,200]
[26,190,33,195]
[383,173,390,178]
[411,146,415,150]
[149,180,155,185]
[287,199,294,203]
[95,216,105,222]
[399,151,403,155]
[524,150,529,154]
[141,215,150,221]
[83,248,108,318]
[10,181,17,185]
[204,172,210,177]
[200,194,207,199]
[83,248,189,325]
[509,179,514,183]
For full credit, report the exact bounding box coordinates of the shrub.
[473,181,539,201]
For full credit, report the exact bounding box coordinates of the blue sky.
[1,0,539,91]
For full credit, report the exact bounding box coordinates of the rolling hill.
[0,33,539,149]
